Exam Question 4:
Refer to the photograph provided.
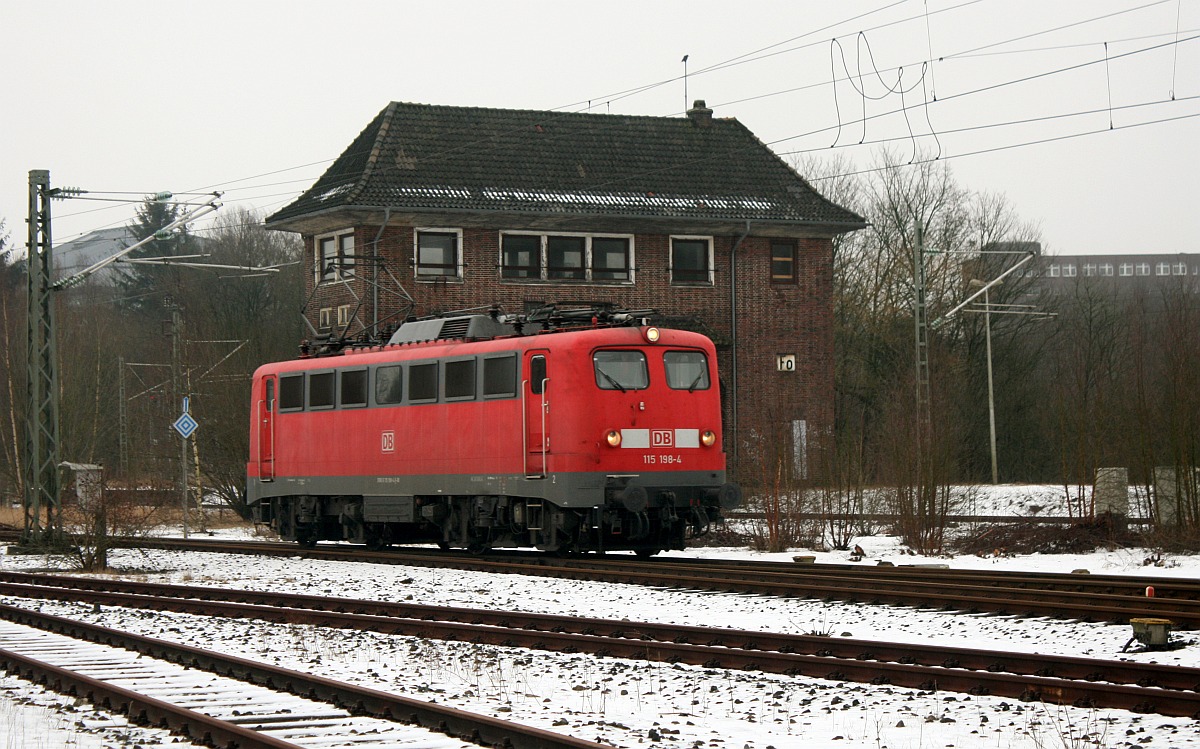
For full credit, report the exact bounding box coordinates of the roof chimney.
[687,99,713,126]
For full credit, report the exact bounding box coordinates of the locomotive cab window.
[483,354,517,398]
[594,350,649,391]
[409,362,439,403]
[340,369,367,408]
[375,365,403,405]
[307,371,335,410]
[279,374,304,411]
[664,351,710,390]
[444,359,476,401]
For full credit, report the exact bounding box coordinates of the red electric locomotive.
[247,306,741,555]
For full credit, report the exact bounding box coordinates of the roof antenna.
[681,54,689,112]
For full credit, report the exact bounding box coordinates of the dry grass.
[0,505,23,530]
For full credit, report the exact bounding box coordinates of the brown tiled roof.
[267,101,864,231]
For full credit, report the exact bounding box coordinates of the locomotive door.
[257,375,276,481]
[523,351,549,477]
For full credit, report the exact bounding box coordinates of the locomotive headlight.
[643,327,661,343]
[605,429,622,447]
[701,430,717,447]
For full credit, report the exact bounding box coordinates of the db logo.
[651,430,673,447]
[381,431,395,453]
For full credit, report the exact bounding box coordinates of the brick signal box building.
[266,100,864,479]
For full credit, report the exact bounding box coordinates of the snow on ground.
[0,485,1197,749]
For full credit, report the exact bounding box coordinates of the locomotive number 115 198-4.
[643,454,684,465]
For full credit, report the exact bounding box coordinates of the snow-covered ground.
[0,485,1197,748]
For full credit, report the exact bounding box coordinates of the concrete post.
[1094,467,1128,516]
[1154,467,1179,526]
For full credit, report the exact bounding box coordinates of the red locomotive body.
[247,310,740,554]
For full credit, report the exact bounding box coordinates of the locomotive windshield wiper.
[687,372,705,392]
[597,368,627,392]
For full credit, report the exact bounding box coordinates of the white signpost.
[173,397,198,538]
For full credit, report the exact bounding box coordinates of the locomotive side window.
[593,351,648,391]
[265,379,274,412]
[308,371,335,410]
[279,374,304,411]
[375,365,403,405]
[340,369,368,408]
[409,362,439,402]
[444,359,476,401]
[529,355,546,395]
[483,355,517,398]
[664,351,711,391]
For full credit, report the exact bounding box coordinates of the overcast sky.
[2,0,1197,257]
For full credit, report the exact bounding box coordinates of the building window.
[1048,265,1060,278]
[1174,262,1188,275]
[501,235,540,279]
[671,236,713,285]
[499,232,634,283]
[416,230,462,279]
[771,241,797,283]
[1083,264,1096,277]
[547,236,586,280]
[1100,264,1113,276]
[315,230,355,283]
[1062,264,1076,277]
[318,307,332,331]
[592,237,631,281]
[1136,263,1150,276]
[1156,263,1170,276]
[1120,263,1133,277]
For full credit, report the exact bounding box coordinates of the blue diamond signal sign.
[173,397,199,440]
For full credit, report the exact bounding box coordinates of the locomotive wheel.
[634,547,660,558]
[436,541,451,551]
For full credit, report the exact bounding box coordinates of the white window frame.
[670,235,715,286]
[1136,263,1150,276]
[497,231,635,284]
[314,228,356,284]
[1173,262,1188,276]
[1119,263,1134,277]
[1062,264,1076,277]
[414,228,464,281]
[1048,264,1060,278]
[1083,264,1096,277]
[1099,263,1113,276]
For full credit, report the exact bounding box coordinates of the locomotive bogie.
[247,317,740,554]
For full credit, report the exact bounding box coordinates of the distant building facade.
[265,101,865,475]
[1031,253,1200,291]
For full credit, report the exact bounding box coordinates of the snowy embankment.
[1,484,1197,748]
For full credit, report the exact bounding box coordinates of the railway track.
[0,605,613,749]
[3,572,1199,718]
[116,537,1200,628]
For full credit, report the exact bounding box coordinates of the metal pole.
[24,169,61,545]
[170,306,188,539]
[984,287,999,485]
